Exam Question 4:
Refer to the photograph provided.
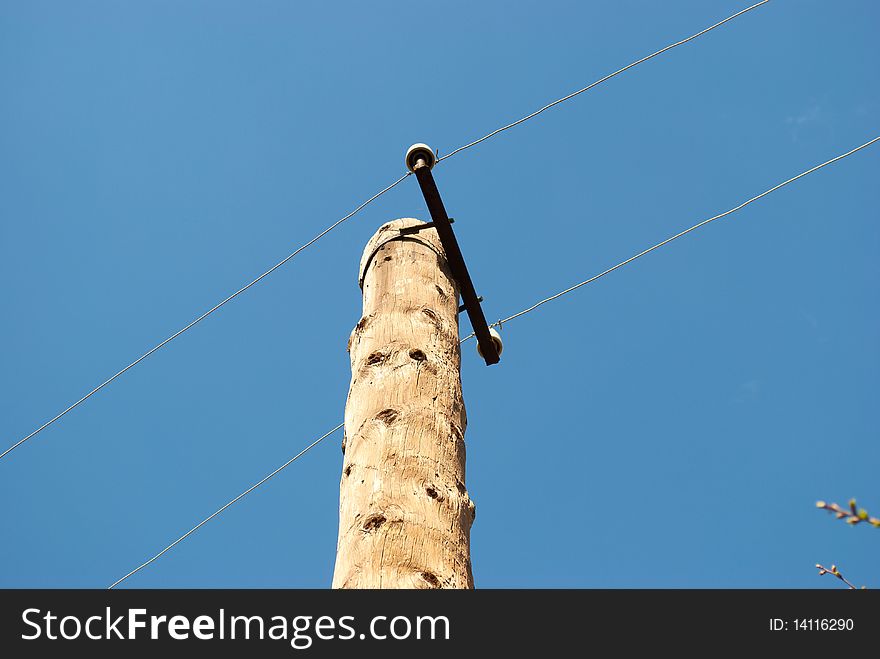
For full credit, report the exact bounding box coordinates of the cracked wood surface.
[332,218,475,589]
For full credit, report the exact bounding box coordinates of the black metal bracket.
[412,165,500,366]
[398,218,454,236]
[459,296,483,313]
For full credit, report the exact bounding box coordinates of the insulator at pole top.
[405,143,437,173]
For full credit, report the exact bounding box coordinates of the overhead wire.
[437,0,771,164]
[108,422,344,589]
[461,137,880,343]
[1,175,409,462]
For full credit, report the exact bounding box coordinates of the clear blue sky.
[1,1,877,588]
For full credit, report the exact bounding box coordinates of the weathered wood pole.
[332,217,475,589]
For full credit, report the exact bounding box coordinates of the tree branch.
[816,498,880,528]
[815,563,862,590]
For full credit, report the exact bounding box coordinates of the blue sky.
[1,1,877,588]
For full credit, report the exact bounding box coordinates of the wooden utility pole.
[332,217,476,589]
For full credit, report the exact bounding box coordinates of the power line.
[1,174,409,462]
[462,136,880,342]
[108,422,343,589]
[438,0,771,164]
